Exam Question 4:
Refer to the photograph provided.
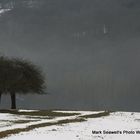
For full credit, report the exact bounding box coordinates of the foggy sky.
[0,0,140,111]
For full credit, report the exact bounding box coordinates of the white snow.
[18,110,39,112]
[1,111,140,140]
[53,110,105,116]
[0,110,94,132]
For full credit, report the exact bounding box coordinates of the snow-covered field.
[0,110,140,140]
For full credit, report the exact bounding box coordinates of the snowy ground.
[0,110,140,140]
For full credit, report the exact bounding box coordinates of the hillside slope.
[0,110,140,140]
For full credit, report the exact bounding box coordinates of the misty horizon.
[0,0,140,111]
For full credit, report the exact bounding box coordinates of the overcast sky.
[0,0,140,111]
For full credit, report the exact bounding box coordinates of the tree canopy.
[0,56,46,109]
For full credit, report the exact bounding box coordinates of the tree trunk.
[0,93,1,104]
[10,92,16,109]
